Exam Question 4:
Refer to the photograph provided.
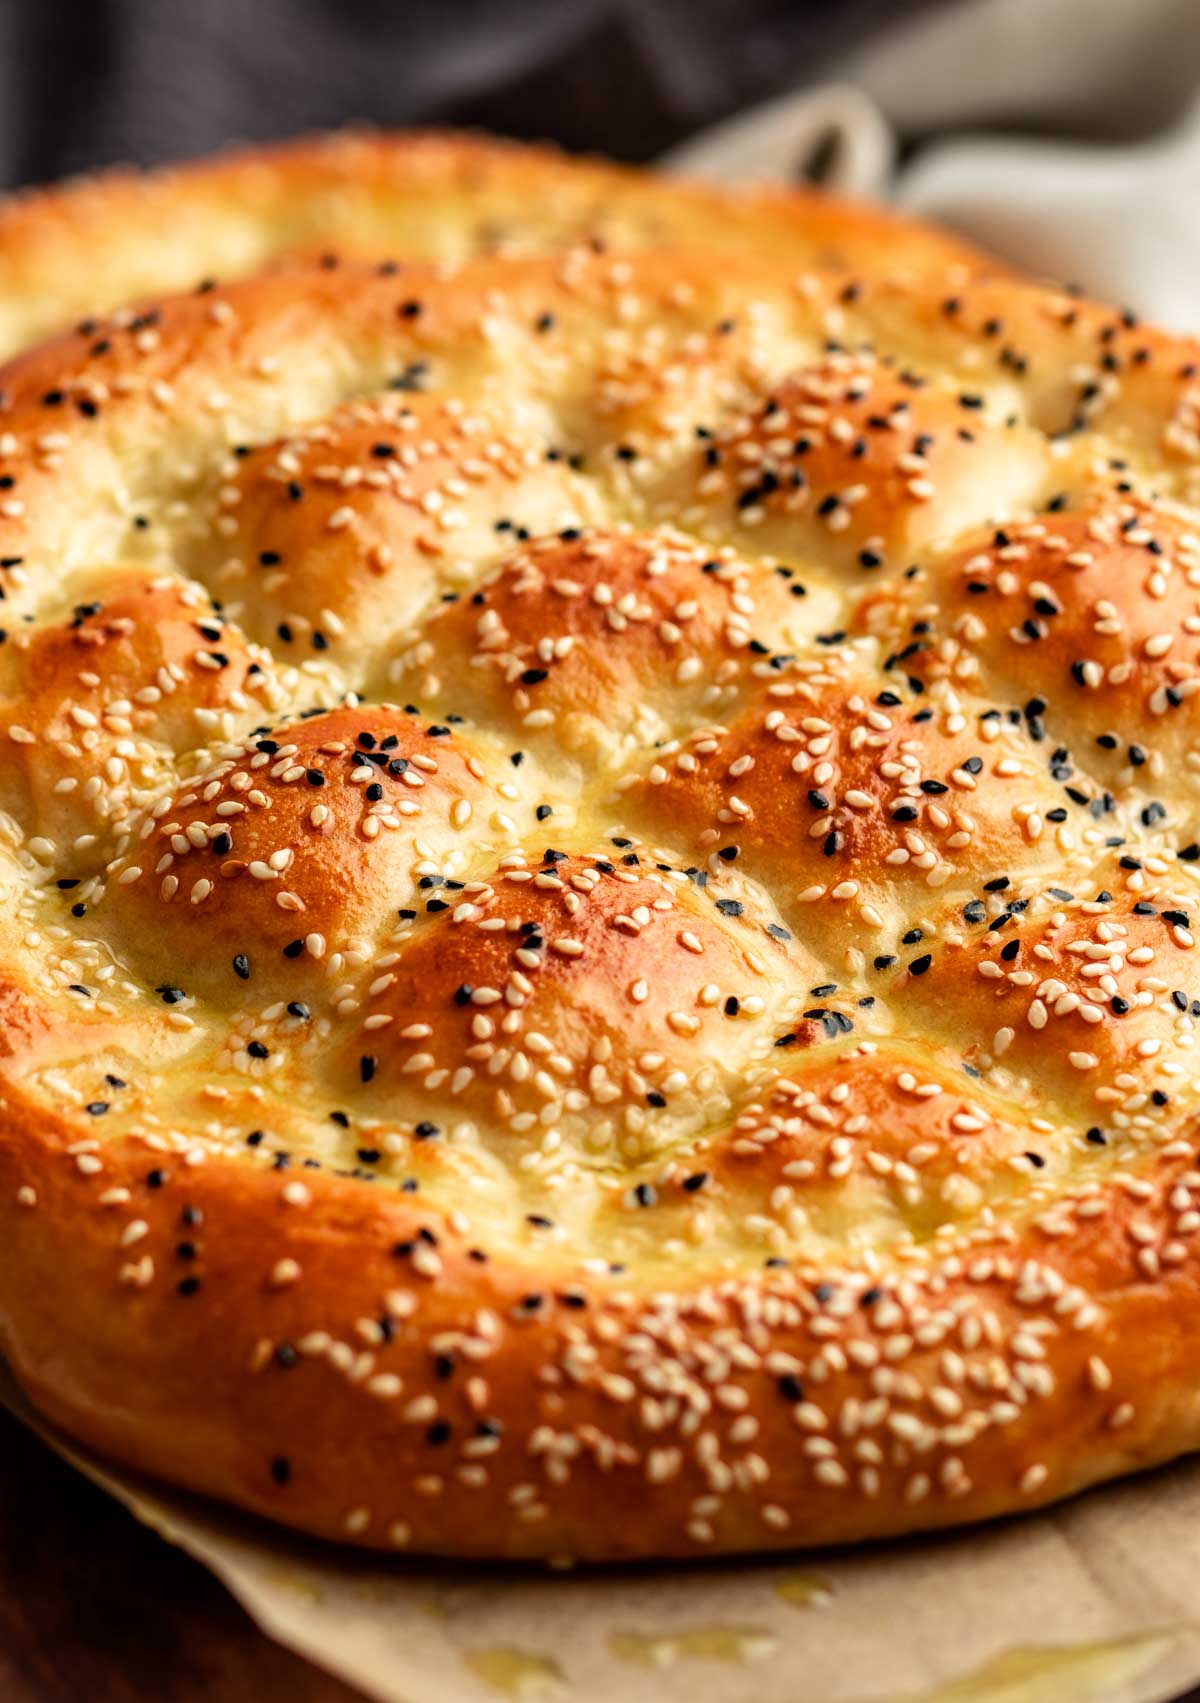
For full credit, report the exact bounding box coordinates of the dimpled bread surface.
[0,144,1199,1562]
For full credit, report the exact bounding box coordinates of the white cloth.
[662,0,1200,332]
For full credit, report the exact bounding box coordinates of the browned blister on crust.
[3,145,1200,1564]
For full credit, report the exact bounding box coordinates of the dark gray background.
[0,0,939,189]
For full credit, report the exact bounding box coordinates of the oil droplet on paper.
[261,1565,323,1604]
[897,1631,1177,1703]
[463,1645,565,1700]
[775,1569,834,1608]
[610,1625,778,1668]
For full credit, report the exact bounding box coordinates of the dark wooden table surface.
[3,1398,1199,1703]
[0,1406,365,1702]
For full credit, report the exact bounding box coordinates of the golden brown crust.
[618,651,1097,963]
[397,528,812,771]
[0,570,284,860]
[0,128,986,360]
[95,704,497,1001]
[859,493,1200,817]
[2,178,1200,1561]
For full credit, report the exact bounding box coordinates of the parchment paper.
[6,1354,1200,1703]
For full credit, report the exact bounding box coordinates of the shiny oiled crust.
[4,201,1200,1562]
[0,128,984,360]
